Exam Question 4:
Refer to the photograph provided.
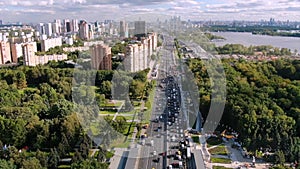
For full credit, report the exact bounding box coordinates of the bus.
[187,147,191,158]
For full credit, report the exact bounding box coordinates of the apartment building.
[41,37,62,51]
[125,32,158,72]
[90,44,112,70]
[0,41,12,64]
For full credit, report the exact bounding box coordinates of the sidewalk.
[108,148,128,169]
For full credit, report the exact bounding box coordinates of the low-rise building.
[24,53,67,66]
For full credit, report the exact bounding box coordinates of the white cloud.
[0,0,300,22]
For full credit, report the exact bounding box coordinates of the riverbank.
[211,32,300,53]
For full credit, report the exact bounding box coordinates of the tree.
[57,142,66,158]
[61,113,82,147]
[48,148,60,169]
[35,150,48,168]
[47,99,73,119]
[129,80,145,99]
[99,81,111,98]
[79,136,90,159]
[72,149,82,163]
[71,159,108,169]
[21,157,43,169]
[97,147,107,163]
[274,150,286,165]
[0,159,16,169]
[15,71,27,89]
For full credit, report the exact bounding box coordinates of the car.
[171,135,176,142]
[141,134,147,139]
[153,157,160,163]
[153,151,157,156]
[171,162,179,168]
[152,119,159,123]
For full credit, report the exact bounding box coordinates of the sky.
[1,0,300,23]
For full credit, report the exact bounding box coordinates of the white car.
[153,151,157,156]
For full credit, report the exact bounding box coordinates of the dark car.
[153,157,160,163]
[171,162,179,168]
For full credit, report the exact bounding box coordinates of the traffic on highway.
[136,35,199,169]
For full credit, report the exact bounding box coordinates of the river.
[211,32,300,52]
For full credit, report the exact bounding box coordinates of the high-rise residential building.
[72,19,79,32]
[125,32,157,72]
[63,19,71,33]
[125,43,148,72]
[53,19,62,35]
[11,43,23,63]
[79,20,89,40]
[90,44,112,70]
[125,23,129,37]
[22,42,37,66]
[0,20,2,25]
[41,37,62,51]
[120,21,129,38]
[62,19,77,33]
[52,22,59,36]
[120,21,126,37]
[88,24,95,40]
[134,21,146,37]
[0,41,12,64]
[45,23,53,37]
[149,32,157,51]
[37,23,45,35]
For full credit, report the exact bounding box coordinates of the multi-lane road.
[135,34,198,169]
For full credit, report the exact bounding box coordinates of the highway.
[122,30,222,169]
[137,34,196,169]
[137,35,176,169]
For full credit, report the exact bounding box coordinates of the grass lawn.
[100,101,123,107]
[99,110,117,115]
[105,151,114,159]
[142,81,156,123]
[110,138,131,149]
[123,122,136,136]
[209,145,228,155]
[210,157,231,164]
[132,101,142,107]
[207,137,223,147]
[58,165,71,169]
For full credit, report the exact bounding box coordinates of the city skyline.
[1,0,300,23]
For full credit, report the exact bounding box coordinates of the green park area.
[210,157,232,164]
[209,145,229,156]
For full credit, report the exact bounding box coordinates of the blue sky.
[0,0,300,23]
